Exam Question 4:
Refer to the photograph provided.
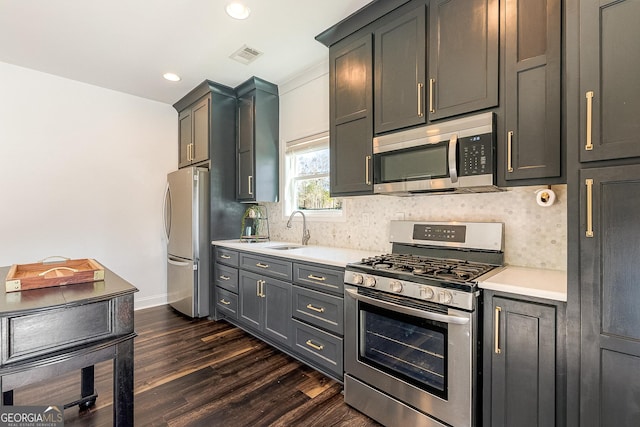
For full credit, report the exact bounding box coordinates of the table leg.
[80,365,96,408]
[2,390,13,406]
[113,338,134,426]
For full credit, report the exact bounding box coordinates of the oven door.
[344,285,477,427]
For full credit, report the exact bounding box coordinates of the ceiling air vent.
[230,45,263,65]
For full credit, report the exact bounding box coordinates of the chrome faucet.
[287,210,310,245]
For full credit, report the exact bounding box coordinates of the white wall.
[268,61,568,271]
[0,61,176,308]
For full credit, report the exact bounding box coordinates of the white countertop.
[211,240,379,268]
[479,266,567,302]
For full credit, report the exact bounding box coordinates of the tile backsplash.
[263,184,567,271]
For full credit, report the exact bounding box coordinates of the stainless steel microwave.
[373,112,499,195]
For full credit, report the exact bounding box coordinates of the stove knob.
[364,276,377,288]
[352,273,364,285]
[389,281,403,293]
[439,290,453,304]
[420,286,435,300]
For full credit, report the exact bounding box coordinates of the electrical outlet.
[361,212,371,227]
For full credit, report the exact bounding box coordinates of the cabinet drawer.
[292,285,343,335]
[215,264,238,293]
[216,287,238,319]
[240,253,292,281]
[293,263,344,295]
[292,319,343,377]
[216,247,239,267]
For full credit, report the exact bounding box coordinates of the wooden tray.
[5,258,105,292]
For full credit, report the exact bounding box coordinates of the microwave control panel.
[458,133,493,176]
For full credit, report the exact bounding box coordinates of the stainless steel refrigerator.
[164,167,210,318]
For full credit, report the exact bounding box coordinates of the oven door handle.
[345,289,470,325]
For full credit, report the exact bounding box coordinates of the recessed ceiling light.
[163,73,181,82]
[226,2,251,20]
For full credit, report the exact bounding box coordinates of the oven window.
[359,302,448,399]
[379,144,448,182]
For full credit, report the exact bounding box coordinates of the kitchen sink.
[268,245,303,250]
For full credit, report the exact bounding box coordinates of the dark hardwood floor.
[13,305,380,427]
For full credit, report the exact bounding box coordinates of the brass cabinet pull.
[586,179,594,238]
[365,155,372,185]
[417,83,424,117]
[507,131,514,173]
[429,78,436,113]
[585,91,594,151]
[256,279,266,297]
[256,262,269,269]
[307,274,326,282]
[219,275,230,281]
[248,175,253,195]
[494,306,502,354]
[305,339,324,351]
[306,304,325,313]
[219,299,231,305]
[220,254,231,259]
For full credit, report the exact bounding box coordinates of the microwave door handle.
[448,134,458,183]
[345,288,469,325]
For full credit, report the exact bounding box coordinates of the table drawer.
[293,263,344,296]
[2,300,115,364]
[292,285,343,335]
[215,247,239,267]
[216,287,238,319]
[292,319,343,377]
[215,264,238,293]
[240,253,292,281]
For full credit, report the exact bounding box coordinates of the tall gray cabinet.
[235,77,279,203]
[567,0,640,425]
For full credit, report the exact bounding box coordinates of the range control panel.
[412,224,466,243]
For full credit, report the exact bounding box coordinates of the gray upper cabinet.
[580,0,640,162]
[503,0,561,182]
[235,77,279,202]
[177,95,209,168]
[428,0,498,121]
[329,34,374,196]
[374,4,427,134]
[579,164,640,425]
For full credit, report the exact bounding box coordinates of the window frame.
[282,131,345,222]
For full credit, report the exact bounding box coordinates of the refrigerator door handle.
[163,183,171,241]
[168,257,191,267]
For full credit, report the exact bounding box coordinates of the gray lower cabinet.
[483,291,565,427]
[213,246,345,382]
[238,270,292,347]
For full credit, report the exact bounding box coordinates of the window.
[284,132,343,218]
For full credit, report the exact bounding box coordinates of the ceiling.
[0,0,372,105]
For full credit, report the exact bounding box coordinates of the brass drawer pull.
[305,340,324,351]
[306,304,325,313]
[494,306,502,354]
[585,91,594,151]
[307,274,326,282]
[219,299,231,305]
[219,275,230,281]
[586,178,594,238]
[220,254,231,259]
[256,263,269,269]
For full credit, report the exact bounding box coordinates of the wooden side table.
[0,265,138,426]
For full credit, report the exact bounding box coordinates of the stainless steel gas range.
[343,221,504,427]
